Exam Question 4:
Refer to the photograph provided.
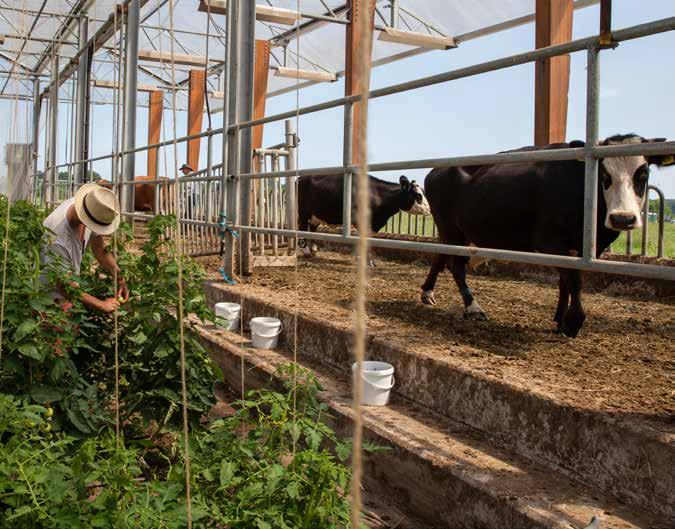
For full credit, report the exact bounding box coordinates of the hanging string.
[291,0,301,458]
[0,0,31,362]
[111,3,121,449]
[166,1,193,526]
[350,1,374,527]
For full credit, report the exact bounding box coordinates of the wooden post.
[252,39,270,157]
[599,0,613,45]
[147,90,163,178]
[344,0,376,164]
[187,69,206,170]
[534,0,573,146]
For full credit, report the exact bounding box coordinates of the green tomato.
[46,407,54,418]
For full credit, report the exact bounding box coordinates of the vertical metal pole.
[223,0,240,277]
[390,0,399,28]
[656,189,664,259]
[626,230,632,255]
[238,0,256,275]
[74,15,90,186]
[284,119,297,253]
[582,45,600,261]
[47,54,59,206]
[272,154,279,256]
[121,0,140,214]
[31,78,40,202]
[640,191,648,256]
[342,101,354,238]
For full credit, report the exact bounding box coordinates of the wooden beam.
[534,0,573,146]
[599,0,612,45]
[93,79,159,92]
[345,0,376,165]
[138,49,208,67]
[147,90,163,179]
[252,40,271,156]
[199,1,300,25]
[377,27,457,50]
[187,69,206,171]
[275,66,337,83]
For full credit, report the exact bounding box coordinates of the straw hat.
[74,183,121,236]
[180,163,194,173]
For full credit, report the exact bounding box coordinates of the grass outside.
[381,211,675,258]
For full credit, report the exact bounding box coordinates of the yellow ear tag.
[661,155,675,166]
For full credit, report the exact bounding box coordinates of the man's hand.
[116,278,130,302]
[98,297,121,313]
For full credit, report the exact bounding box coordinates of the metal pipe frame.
[74,14,90,185]
[218,14,675,282]
[121,0,139,213]
[237,0,256,275]
[30,77,40,196]
[46,53,59,206]
[38,15,675,179]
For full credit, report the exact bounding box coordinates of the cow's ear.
[399,175,410,190]
[642,138,674,166]
[569,140,585,148]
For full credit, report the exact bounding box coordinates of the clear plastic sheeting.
[0,0,587,104]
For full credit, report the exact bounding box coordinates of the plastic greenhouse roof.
[0,0,599,109]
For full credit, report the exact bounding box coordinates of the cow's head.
[399,175,431,216]
[599,134,671,231]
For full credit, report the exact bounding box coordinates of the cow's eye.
[600,171,612,190]
[633,166,648,196]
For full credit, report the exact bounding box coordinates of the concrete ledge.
[192,318,659,529]
[205,281,674,521]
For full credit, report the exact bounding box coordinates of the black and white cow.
[298,174,430,263]
[421,134,672,337]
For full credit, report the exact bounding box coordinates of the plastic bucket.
[352,361,395,406]
[250,317,282,349]
[215,302,241,331]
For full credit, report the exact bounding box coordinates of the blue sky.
[3,1,674,198]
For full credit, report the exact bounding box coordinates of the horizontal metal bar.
[235,226,675,281]
[233,15,675,132]
[236,141,675,180]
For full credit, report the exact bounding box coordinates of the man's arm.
[45,244,119,313]
[90,234,129,301]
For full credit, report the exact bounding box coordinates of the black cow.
[298,174,430,263]
[421,134,671,337]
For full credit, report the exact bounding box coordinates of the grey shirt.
[41,198,92,297]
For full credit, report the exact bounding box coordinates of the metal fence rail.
[219,14,675,281]
[31,12,675,282]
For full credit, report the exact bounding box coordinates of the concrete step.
[204,281,674,522]
[191,316,664,529]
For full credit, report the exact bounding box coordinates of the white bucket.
[250,317,283,349]
[352,361,395,406]
[215,302,241,331]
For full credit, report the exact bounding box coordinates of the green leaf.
[18,343,42,360]
[30,385,63,403]
[15,320,38,341]
[286,481,300,499]
[66,406,92,434]
[219,460,236,487]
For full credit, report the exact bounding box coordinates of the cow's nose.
[609,213,637,230]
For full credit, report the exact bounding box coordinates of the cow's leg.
[420,254,448,305]
[307,223,319,256]
[553,269,570,329]
[450,256,487,320]
[560,269,585,337]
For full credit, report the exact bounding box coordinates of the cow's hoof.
[421,290,436,305]
[302,247,313,258]
[310,245,319,257]
[368,260,377,268]
[463,310,488,321]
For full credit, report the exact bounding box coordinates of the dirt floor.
[198,250,674,426]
